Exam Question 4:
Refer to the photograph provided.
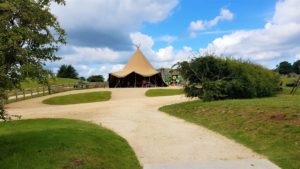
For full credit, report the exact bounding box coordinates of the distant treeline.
[276,60,300,75]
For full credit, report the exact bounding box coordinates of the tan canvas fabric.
[110,48,159,77]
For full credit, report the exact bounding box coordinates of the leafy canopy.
[293,60,300,74]
[57,65,78,79]
[0,0,66,120]
[277,61,293,75]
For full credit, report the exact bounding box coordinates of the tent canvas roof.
[110,48,159,78]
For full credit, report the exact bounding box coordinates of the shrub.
[87,75,104,82]
[176,55,281,101]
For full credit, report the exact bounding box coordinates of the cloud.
[200,0,300,63]
[129,32,193,67]
[157,35,178,44]
[189,8,234,37]
[51,0,179,50]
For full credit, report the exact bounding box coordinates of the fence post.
[37,87,39,95]
[43,86,45,96]
[30,89,33,97]
[23,90,25,100]
[15,90,18,101]
[48,85,51,95]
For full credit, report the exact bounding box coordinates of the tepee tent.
[109,48,167,87]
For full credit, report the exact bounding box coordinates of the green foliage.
[79,76,86,81]
[0,0,66,120]
[57,65,78,79]
[176,55,281,101]
[43,91,111,105]
[87,75,104,82]
[293,60,300,74]
[0,119,142,169]
[145,89,184,97]
[277,61,294,75]
[20,77,79,89]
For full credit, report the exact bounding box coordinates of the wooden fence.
[6,82,108,103]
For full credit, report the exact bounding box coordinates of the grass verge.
[43,91,111,105]
[146,88,184,97]
[21,78,79,89]
[160,94,300,169]
[0,119,141,169]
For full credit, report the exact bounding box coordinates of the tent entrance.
[109,72,166,88]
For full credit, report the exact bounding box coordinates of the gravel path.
[6,88,280,169]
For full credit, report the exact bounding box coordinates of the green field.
[160,91,300,169]
[0,119,141,169]
[21,78,80,89]
[145,88,184,97]
[43,91,111,105]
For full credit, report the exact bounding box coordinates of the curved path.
[7,88,280,169]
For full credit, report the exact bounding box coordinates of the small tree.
[87,75,104,82]
[0,0,66,120]
[277,61,293,75]
[57,65,78,79]
[293,60,300,74]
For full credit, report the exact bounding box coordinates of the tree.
[293,60,300,74]
[57,65,78,79]
[87,75,104,82]
[277,61,293,75]
[0,0,66,120]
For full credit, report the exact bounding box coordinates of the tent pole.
[134,73,136,88]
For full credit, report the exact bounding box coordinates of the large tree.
[277,61,293,75]
[0,0,66,120]
[293,60,300,74]
[57,65,78,79]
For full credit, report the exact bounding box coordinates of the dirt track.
[6,88,280,168]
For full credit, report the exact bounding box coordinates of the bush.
[177,55,281,101]
[87,75,104,82]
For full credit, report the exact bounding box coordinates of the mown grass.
[145,88,184,97]
[160,92,300,169]
[21,78,79,89]
[0,119,141,169]
[43,91,111,105]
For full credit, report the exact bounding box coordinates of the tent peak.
[134,44,141,50]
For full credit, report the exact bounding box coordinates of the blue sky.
[49,0,300,77]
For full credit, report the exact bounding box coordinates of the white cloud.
[201,0,300,63]
[51,0,179,49]
[189,8,234,33]
[156,46,174,61]
[58,46,131,64]
[52,0,178,30]
[157,35,178,44]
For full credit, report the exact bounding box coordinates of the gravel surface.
[7,88,280,169]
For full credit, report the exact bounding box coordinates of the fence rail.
[6,82,108,103]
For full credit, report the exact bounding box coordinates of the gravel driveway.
[6,88,280,169]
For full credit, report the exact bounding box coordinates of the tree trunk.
[0,91,7,121]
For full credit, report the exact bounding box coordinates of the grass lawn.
[21,78,80,89]
[160,92,300,169]
[145,88,184,97]
[43,91,111,105]
[0,119,141,169]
